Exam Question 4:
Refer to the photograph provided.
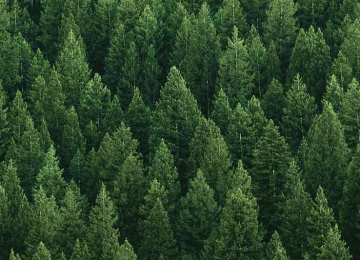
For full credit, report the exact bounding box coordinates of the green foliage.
[32,242,52,260]
[266,231,289,260]
[70,239,90,260]
[177,170,220,258]
[211,89,232,136]
[282,74,317,153]
[262,78,285,124]
[332,51,353,90]
[119,239,137,260]
[324,75,344,112]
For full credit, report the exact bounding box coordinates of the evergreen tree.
[119,239,137,260]
[304,102,349,212]
[332,51,353,91]
[0,185,10,259]
[148,139,180,216]
[37,119,53,153]
[307,186,336,259]
[217,0,248,47]
[265,41,281,84]
[324,75,344,112]
[177,170,220,259]
[35,144,66,202]
[261,78,285,124]
[282,75,317,153]
[149,67,201,178]
[97,122,138,191]
[140,200,177,260]
[264,0,298,76]
[340,141,360,256]
[87,184,119,260]
[297,0,327,29]
[32,242,51,260]
[217,26,253,108]
[252,120,291,232]
[113,154,146,243]
[0,82,8,159]
[247,26,267,98]
[266,231,289,260]
[70,239,90,260]
[125,87,151,159]
[9,249,21,260]
[338,78,360,150]
[203,187,263,260]
[26,187,60,258]
[241,0,269,30]
[211,89,232,136]
[56,30,91,110]
[317,225,352,260]
[280,161,314,259]
[103,95,123,135]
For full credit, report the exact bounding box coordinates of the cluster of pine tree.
[1,0,360,259]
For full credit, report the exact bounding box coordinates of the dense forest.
[2,0,360,259]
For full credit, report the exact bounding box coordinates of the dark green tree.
[32,242,51,260]
[282,75,317,153]
[324,75,344,112]
[0,185,10,259]
[217,26,253,108]
[264,41,281,84]
[119,239,137,260]
[261,78,285,124]
[102,95,123,135]
[297,0,327,29]
[332,51,353,91]
[266,231,289,260]
[70,239,90,260]
[0,82,8,159]
[211,89,232,136]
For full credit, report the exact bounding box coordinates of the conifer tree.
[280,161,313,259]
[332,51,353,90]
[252,120,291,231]
[177,170,220,259]
[247,26,267,98]
[26,187,60,258]
[266,231,289,260]
[58,188,86,258]
[125,87,151,158]
[37,118,53,153]
[0,82,8,159]
[282,75,317,153]
[317,225,352,260]
[97,122,138,191]
[264,0,298,75]
[32,242,51,260]
[340,141,360,256]
[70,239,90,260]
[217,26,253,108]
[307,187,336,259]
[338,78,360,150]
[148,140,180,216]
[9,249,21,260]
[57,14,84,55]
[150,67,201,177]
[113,154,146,242]
[56,30,91,110]
[35,144,66,202]
[119,239,137,260]
[203,187,263,260]
[87,184,119,260]
[0,185,10,259]
[324,75,344,112]
[297,0,327,29]
[103,95,123,135]
[262,78,285,124]
[304,102,349,212]
[211,89,232,136]
[217,0,248,47]
[140,200,177,260]
[264,41,281,84]
[26,49,50,89]
[241,0,269,30]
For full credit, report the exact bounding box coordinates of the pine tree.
[252,120,291,232]
[70,239,90,260]
[306,187,336,259]
[203,187,263,260]
[102,95,123,135]
[59,107,85,175]
[140,200,177,260]
[26,187,60,258]
[97,122,138,191]
[26,49,50,89]
[180,3,220,116]
[241,0,269,30]
[247,26,267,98]
[119,239,137,260]
[125,87,151,159]
[37,119,53,153]
[332,51,353,91]
[35,144,66,202]
[149,67,201,178]
[282,75,317,153]
[56,30,91,110]
[9,249,21,260]
[287,27,331,102]
[324,75,344,112]
[177,170,220,259]
[280,161,314,259]
[211,89,232,136]
[0,82,8,159]
[0,185,10,259]
[304,102,349,213]
[217,26,253,108]
[297,0,327,29]
[261,78,285,124]
[113,154,146,243]
[338,78,360,150]
[148,140,180,216]
[217,0,248,47]
[264,41,281,84]
[264,0,298,76]
[32,242,51,260]
[266,231,289,260]
[57,14,84,55]
[317,225,352,260]
[58,188,86,259]
[87,184,119,260]
[340,141,360,256]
